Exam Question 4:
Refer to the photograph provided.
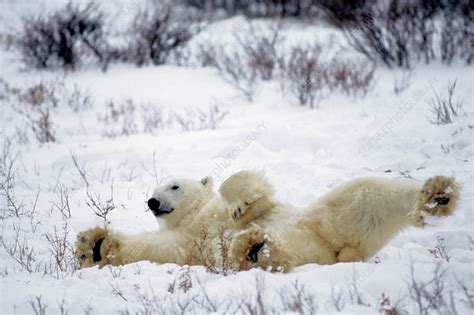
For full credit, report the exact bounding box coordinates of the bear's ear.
[201,176,213,188]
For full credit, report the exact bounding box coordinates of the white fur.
[75,172,458,271]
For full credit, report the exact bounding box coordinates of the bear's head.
[148,176,214,228]
[219,170,275,223]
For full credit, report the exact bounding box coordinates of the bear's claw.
[247,241,265,263]
[232,207,246,220]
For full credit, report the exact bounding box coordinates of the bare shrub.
[1,223,42,273]
[0,166,23,219]
[45,222,77,277]
[239,273,269,314]
[0,78,14,105]
[428,80,464,125]
[440,3,473,65]
[109,281,128,301]
[106,266,122,279]
[22,82,58,107]
[348,267,369,306]
[0,32,15,51]
[28,192,42,233]
[100,99,167,137]
[168,266,193,294]
[195,43,219,68]
[17,2,106,69]
[393,70,412,95]
[172,45,195,66]
[5,80,60,143]
[51,184,72,220]
[344,1,472,68]
[100,99,138,137]
[5,78,92,114]
[197,22,282,101]
[99,99,226,136]
[91,163,112,184]
[281,44,324,108]
[29,296,48,315]
[315,0,374,27]
[28,108,56,143]
[456,278,474,310]
[0,179,40,221]
[63,84,92,112]
[140,104,164,133]
[82,300,93,315]
[234,21,283,81]
[186,226,235,276]
[278,280,318,314]
[0,137,16,178]
[0,265,8,277]
[212,226,235,276]
[128,2,198,67]
[325,59,375,97]
[215,48,257,101]
[183,0,315,18]
[21,80,91,112]
[129,283,185,314]
[428,236,451,262]
[140,151,164,186]
[408,262,450,315]
[57,298,69,315]
[343,6,411,69]
[330,285,346,312]
[85,184,116,224]
[186,227,214,270]
[123,271,329,314]
[127,280,220,314]
[14,126,30,145]
[70,153,89,188]
[3,79,95,144]
[379,293,407,315]
[17,15,57,69]
[174,106,228,131]
[118,161,139,182]
[0,147,41,226]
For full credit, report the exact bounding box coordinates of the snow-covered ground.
[0,1,473,314]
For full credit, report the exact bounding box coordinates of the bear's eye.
[245,202,250,206]
[171,185,180,190]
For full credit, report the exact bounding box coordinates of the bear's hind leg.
[230,224,294,272]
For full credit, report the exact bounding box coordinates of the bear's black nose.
[148,198,161,212]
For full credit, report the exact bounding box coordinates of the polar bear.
[75,171,459,273]
[221,171,459,272]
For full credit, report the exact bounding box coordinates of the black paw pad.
[434,196,450,206]
[247,241,265,263]
[93,237,105,262]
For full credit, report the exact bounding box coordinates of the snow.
[0,1,473,314]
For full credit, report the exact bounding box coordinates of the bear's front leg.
[230,224,294,273]
[75,226,121,268]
